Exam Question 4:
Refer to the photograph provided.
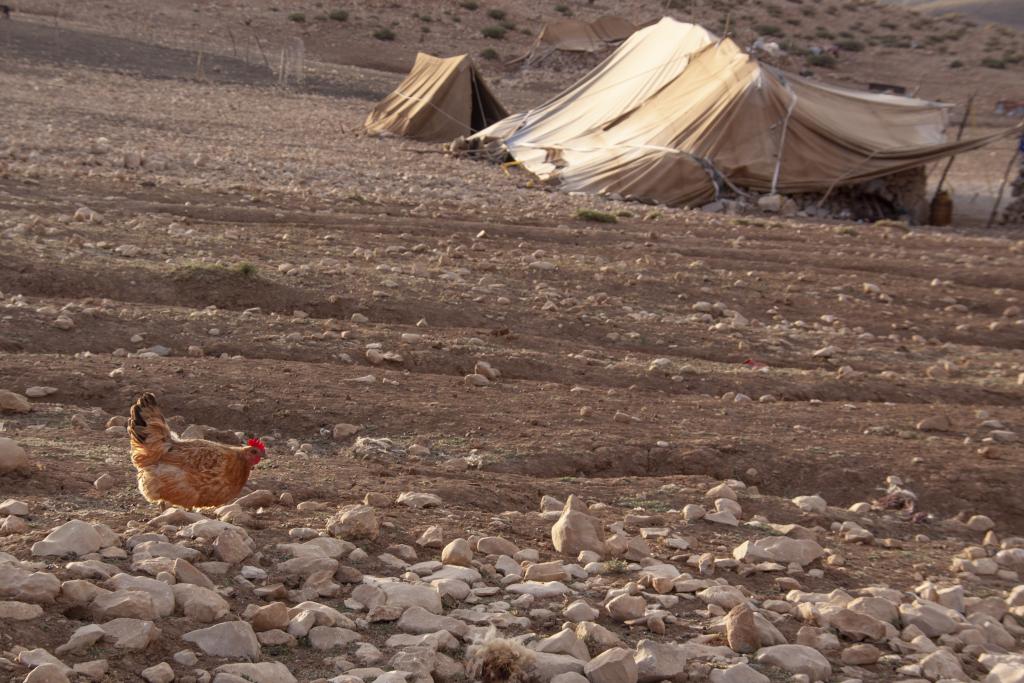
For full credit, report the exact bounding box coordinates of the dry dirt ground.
[0,4,1023,683]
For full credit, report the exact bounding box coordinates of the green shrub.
[487,8,506,20]
[806,53,837,68]
[459,0,478,8]
[555,3,571,15]
[328,9,348,21]
[755,24,783,36]
[981,57,1006,69]
[373,27,395,40]
[480,47,500,60]
[837,38,864,51]
[482,25,506,39]
[235,262,258,277]
[288,12,306,22]
[576,209,618,223]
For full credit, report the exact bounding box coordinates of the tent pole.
[986,146,1020,229]
[931,94,974,203]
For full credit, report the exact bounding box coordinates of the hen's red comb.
[248,437,266,452]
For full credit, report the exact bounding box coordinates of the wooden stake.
[932,93,974,202]
[986,147,1020,229]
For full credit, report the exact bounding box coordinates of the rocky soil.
[1,3,1024,683]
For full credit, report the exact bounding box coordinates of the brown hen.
[128,393,265,509]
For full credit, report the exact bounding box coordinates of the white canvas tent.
[515,16,637,65]
[365,53,508,142]
[474,18,1018,207]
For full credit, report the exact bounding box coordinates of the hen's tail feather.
[129,392,172,467]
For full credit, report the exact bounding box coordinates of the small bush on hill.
[576,209,618,224]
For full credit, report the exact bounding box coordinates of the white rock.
[0,600,43,620]
[584,647,638,683]
[920,647,968,681]
[0,499,29,516]
[0,437,30,473]
[32,520,103,557]
[709,663,770,683]
[791,495,827,515]
[899,601,962,637]
[754,645,831,681]
[397,492,443,508]
[141,662,175,683]
[214,663,299,683]
[733,537,824,567]
[0,391,32,414]
[182,621,260,659]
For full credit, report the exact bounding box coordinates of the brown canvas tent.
[516,16,636,65]
[476,18,1020,207]
[365,53,508,142]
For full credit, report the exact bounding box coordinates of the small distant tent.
[516,16,636,65]
[475,18,1020,208]
[365,53,508,142]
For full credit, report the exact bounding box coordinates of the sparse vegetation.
[487,8,506,20]
[328,9,348,21]
[459,0,478,9]
[981,57,1006,69]
[373,27,395,41]
[755,24,783,36]
[837,38,864,52]
[950,59,963,68]
[555,3,571,15]
[806,53,837,68]
[480,47,500,61]
[235,262,258,277]
[604,558,630,574]
[576,208,618,223]
[481,25,506,39]
[287,12,306,22]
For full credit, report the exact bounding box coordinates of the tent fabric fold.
[474,17,1020,206]
[365,53,508,142]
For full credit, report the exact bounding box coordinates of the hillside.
[887,0,1024,30]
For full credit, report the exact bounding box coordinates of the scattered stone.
[552,495,606,556]
[724,603,761,653]
[397,492,443,508]
[182,621,260,660]
[0,390,32,414]
[733,537,823,567]
[606,594,646,622]
[141,662,174,683]
[841,643,881,666]
[32,520,104,557]
[0,437,30,473]
[441,538,473,566]
[0,600,43,620]
[584,647,638,683]
[791,495,827,514]
[916,415,952,432]
[709,664,770,683]
[327,505,380,540]
[754,645,831,681]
